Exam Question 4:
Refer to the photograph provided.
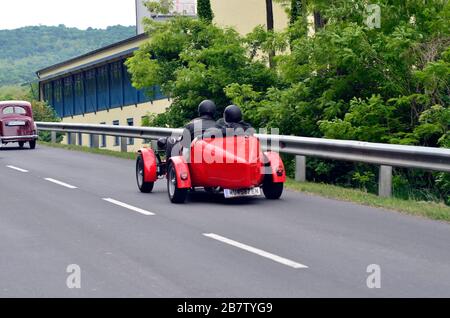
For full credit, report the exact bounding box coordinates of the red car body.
[136,135,286,204]
[0,101,38,149]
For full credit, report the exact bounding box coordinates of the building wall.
[61,99,171,152]
[211,0,289,34]
[39,38,147,80]
[41,58,164,119]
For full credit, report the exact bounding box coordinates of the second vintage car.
[0,101,38,149]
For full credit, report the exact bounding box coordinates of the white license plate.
[224,187,261,199]
[7,121,26,126]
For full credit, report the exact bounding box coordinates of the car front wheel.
[167,162,188,204]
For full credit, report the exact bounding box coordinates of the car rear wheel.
[167,162,187,204]
[29,140,36,149]
[18,142,24,148]
[263,176,284,200]
[136,154,154,193]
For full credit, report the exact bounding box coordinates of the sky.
[0,0,137,30]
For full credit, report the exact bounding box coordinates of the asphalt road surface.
[1,144,449,297]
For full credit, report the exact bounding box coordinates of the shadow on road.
[187,190,263,206]
[0,144,34,151]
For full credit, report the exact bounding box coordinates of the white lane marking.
[44,178,78,189]
[103,198,155,216]
[203,233,308,269]
[6,165,29,173]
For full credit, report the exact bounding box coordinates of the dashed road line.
[203,233,308,269]
[44,178,78,189]
[6,165,29,173]
[103,198,155,216]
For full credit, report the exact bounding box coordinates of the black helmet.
[198,100,216,117]
[224,105,243,124]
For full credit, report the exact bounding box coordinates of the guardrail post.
[90,134,99,149]
[379,165,393,198]
[295,156,307,182]
[51,131,57,143]
[120,137,127,153]
[67,133,75,145]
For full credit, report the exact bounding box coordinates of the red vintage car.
[136,135,286,204]
[0,101,38,149]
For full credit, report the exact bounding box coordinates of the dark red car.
[0,101,38,149]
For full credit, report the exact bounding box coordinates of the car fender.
[169,156,192,189]
[264,152,286,183]
[138,148,158,183]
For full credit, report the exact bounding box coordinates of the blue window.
[138,88,151,104]
[53,79,63,117]
[110,61,123,108]
[85,69,97,113]
[43,82,53,107]
[123,63,138,106]
[74,73,85,115]
[97,65,109,111]
[63,76,74,117]
[154,85,165,100]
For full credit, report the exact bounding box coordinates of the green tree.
[145,0,174,16]
[128,0,450,204]
[126,17,276,128]
[197,0,214,23]
[0,25,135,86]
[290,0,302,24]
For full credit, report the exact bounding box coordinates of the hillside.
[0,25,136,86]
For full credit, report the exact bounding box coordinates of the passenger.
[216,105,255,136]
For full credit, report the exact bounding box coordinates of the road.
[0,144,449,298]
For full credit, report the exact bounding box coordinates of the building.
[136,0,197,34]
[37,0,289,151]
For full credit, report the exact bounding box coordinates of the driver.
[166,100,217,158]
[182,100,217,145]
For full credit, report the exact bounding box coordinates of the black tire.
[263,177,284,200]
[136,154,154,193]
[29,140,36,149]
[167,162,188,204]
[18,142,25,148]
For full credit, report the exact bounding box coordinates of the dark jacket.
[181,115,217,147]
[215,118,255,136]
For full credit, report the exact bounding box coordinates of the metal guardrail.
[36,122,450,197]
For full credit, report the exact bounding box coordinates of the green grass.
[286,179,450,222]
[39,141,136,160]
[39,141,450,222]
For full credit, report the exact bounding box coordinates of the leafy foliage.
[128,0,449,204]
[197,0,214,23]
[126,17,276,127]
